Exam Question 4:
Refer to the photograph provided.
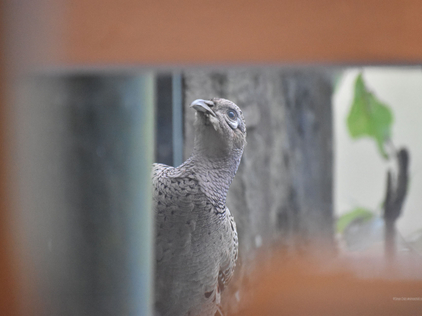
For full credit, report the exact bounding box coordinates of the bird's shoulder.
[152,162,209,213]
[152,162,197,180]
[152,162,199,190]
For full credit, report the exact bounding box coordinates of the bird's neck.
[188,149,243,206]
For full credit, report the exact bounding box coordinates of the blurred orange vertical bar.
[0,0,19,315]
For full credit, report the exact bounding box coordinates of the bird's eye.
[227,110,237,120]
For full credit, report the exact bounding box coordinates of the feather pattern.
[153,98,246,316]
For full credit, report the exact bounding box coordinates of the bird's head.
[191,98,246,159]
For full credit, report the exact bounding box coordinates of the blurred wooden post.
[0,0,19,314]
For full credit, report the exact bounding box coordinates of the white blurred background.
[334,67,422,240]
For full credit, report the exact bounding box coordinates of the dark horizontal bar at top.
[7,0,422,69]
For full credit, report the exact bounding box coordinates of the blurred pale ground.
[334,67,422,242]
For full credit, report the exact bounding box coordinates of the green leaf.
[337,207,374,234]
[347,73,393,159]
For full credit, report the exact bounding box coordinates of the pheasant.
[153,98,246,316]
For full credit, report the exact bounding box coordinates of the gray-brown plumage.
[153,98,246,316]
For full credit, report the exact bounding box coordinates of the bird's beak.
[190,99,216,117]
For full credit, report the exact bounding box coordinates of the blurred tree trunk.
[183,69,334,313]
